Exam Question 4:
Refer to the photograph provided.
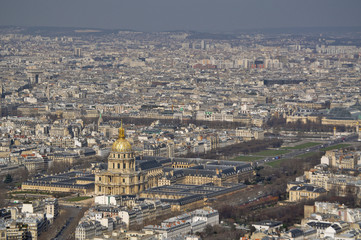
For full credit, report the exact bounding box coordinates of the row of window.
[98,175,142,182]
[111,153,133,158]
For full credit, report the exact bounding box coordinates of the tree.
[4,174,12,184]
[204,224,213,236]
[47,161,71,175]
[16,168,29,183]
[0,182,7,207]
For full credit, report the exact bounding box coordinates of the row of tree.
[266,116,352,132]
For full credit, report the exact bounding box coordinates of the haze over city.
[1,0,361,32]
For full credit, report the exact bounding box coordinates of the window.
[118,163,120,169]
[98,177,101,181]
[98,186,101,192]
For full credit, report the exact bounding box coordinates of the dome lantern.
[112,120,132,152]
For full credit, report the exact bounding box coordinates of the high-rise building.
[201,40,205,50]
[46,84,50,100]
[74,48,82,57]
[0,84,3,99]
[167,142,174,158]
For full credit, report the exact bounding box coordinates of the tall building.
[0,84,3,98]
[167,142,174,158]
[201,40,205,50]
[74,48,82,57]
[95,123,148,195]
[46,84,51,100]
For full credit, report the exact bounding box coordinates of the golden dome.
[111,123,132,153]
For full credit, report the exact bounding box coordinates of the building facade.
[95,125,151,195]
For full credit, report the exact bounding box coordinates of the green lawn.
[267,151,322,168]
[232,156,263,162]
[255,149,290,157]
[283,142,321,150]
[320,144,351,151]
[266,159,286,167]
[67,196,92,202]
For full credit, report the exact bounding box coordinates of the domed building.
[95,123,162,195]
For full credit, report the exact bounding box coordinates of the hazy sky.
[1,0,361,32]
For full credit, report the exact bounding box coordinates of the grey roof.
[289,185,327,193]
[254,220,282,227]
[138,160,162,170]
[307,221,331,229]
[287,228,304,238]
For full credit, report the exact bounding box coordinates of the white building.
[143,207,219,239]
[94,195,118,206]
[45,198,59,222]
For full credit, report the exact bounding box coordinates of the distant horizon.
[1,0,361,33]
[2,24,361,35]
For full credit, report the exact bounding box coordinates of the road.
[40,205,86,240]
[56,205,90,240]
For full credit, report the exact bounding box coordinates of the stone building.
[288,185,327,202]
[95,124,162,195]
[236,127,264,141]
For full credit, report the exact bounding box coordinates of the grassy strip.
[267,151,323,168]
[266,159,286,167]
[255,149,290,157]
[296,152,322,158]
[283,142,321,150]
[12,191,51,195]
[320,144,351,151]
[67,196,92,202]
[231,156,263,162]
